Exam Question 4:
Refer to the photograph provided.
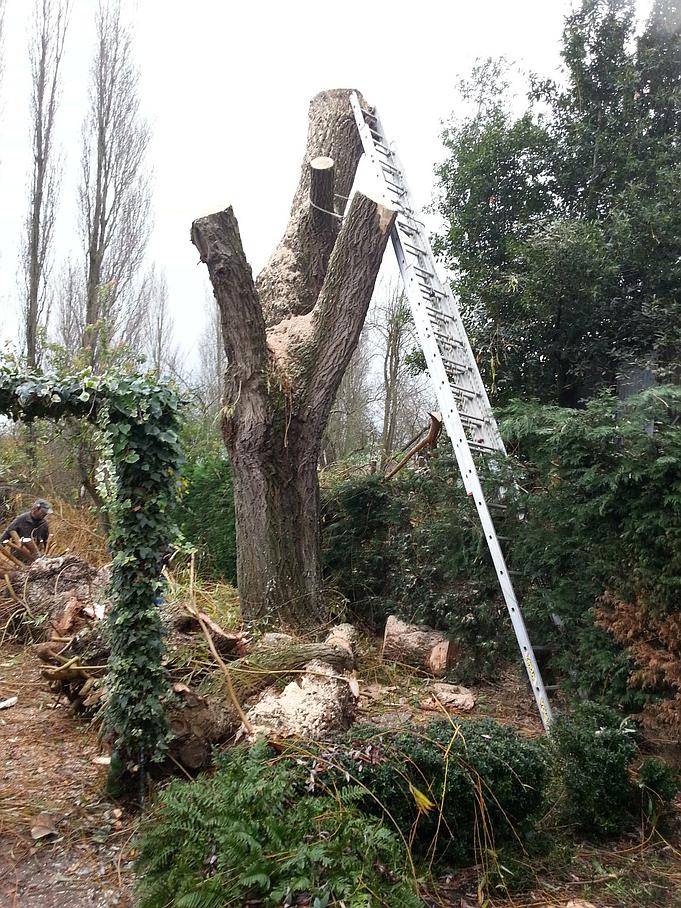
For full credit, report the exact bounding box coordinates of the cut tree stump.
[381,615,454,677]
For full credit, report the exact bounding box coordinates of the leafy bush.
[299,718,548,866]
[135,742,419,908]
[550,703,638,836]
[502,387,681,712]
[177,451,236,584]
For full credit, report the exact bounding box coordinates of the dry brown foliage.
[596,591,681,732]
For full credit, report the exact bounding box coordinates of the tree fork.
[192,89,396,626]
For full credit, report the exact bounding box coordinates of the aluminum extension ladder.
[350,93,554,731]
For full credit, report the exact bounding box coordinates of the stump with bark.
[191,89,396,627]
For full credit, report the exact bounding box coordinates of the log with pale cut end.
[228,639,354,702]
[245,659,358,740]
[381,615,454,677]
[309,156,336,231]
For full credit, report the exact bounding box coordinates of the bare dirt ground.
[0,645,135,908]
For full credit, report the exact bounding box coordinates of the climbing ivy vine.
[0,364,184,776]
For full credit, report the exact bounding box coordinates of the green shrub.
[501,387,681,708]
[299,718,548,866]
[177,451,236,583]
[550,703,638,836]
[135,743,419,908]
[637,756,680,827]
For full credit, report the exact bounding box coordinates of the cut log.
[9,530,38,563]
[167,686,237,771]
[243,624,360,740]
[382,615,454,677]
[245,659,359,740]
[228,639,354,702]
[0,544,27,570]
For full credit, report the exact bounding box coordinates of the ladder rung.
[381,162,400,176]
[414,265,435,278]
[360,106,377,121]
[469,441,500,454]
[375,141,392,156]
[460,413,485,426]
[425,305,454,321]
[399,211,426,228]
[442,359,469,374]
[433,331,463,346]
[418,282,445,298]
[404,241,428,256]
[449,382,476,398]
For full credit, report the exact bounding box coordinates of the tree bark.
[191,89,396,626]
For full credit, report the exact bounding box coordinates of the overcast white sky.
[0,0,653,369]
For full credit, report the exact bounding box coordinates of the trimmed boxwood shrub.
[549,702,638,836]
[297,718,548,866]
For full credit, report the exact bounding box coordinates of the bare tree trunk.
[22,0,70,371]
[372,285,413,468]
[192,90,396,626]
[139,265,175,377]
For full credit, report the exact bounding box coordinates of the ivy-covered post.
[104,378,184,792]
[0,363,184,795]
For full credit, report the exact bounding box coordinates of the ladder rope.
[308,196,344,220]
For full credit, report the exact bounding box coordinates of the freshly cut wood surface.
[382,614,453,677]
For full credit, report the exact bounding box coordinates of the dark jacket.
[0,511,49,547]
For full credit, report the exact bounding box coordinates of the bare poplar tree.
[140,266,177,378]
[195,290,226,415]
[78,0,151,369]
[21,0,70,370]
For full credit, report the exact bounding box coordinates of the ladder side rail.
[350,93,553,731]
[380,136,505,452]
[350,94,504,453]
[392,229,554,731]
